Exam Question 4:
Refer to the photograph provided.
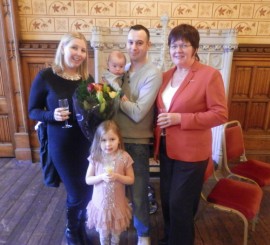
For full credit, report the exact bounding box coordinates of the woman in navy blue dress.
[28,32,93,245]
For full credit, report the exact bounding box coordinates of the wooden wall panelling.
[20,43,55,162]
[20,41,57,134]
[229,45,270,162]
[0,1,36,160]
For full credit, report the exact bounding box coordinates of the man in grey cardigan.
[114,25,162,245]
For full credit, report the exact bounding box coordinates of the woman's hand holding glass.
[54,99,72,128]
[157,110,182,129]
[157,108,167,136]
[157,108,168,129]
[54,107,71,121]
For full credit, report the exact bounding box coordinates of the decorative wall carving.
[17,0,270,44]
[236,45,270,54]
[0,116,11,142]
[3,0,11,17]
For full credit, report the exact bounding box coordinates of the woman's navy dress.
[28,68,93,209]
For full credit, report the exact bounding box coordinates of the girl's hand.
[102,172,118,182]
[101,172,111,183]
[108,172,118,182]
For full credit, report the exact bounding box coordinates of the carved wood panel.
[0,65,12,145]
[0,12,15,157]
[21,58,53,161]
[229,46,270,162]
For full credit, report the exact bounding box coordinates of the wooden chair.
[222,120,270,187]
[201,159,263,245]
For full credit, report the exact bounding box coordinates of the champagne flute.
[104,161,114,174]
[58,98,72,128]
[103,154,114,174]
[159,108,167,136]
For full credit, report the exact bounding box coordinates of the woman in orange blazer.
[155,24,228,245]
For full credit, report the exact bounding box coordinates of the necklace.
[57,72,81,81]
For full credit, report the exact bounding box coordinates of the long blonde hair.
[53,32,89,80]
[90,120,124,162]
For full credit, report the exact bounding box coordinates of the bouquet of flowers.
[73,80,120,142]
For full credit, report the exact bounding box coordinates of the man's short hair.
[129,24,150,41]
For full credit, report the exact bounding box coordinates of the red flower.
[87,83,95,92]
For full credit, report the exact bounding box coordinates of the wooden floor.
[0,158,270,245]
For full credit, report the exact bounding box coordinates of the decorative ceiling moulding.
[19,41,58,49]
[19,40,93,51]
[236,44,270,54]
[19,41,59,56]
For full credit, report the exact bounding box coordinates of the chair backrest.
[223,120,246,161]
[204,158,214,182]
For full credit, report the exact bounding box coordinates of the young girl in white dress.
[85,120,134,245]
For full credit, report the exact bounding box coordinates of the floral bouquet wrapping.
[72,80,120,142]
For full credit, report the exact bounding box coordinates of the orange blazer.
[154,60,228,162]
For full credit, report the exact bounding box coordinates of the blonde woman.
[28,32,94,245]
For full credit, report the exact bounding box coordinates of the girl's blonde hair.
[90,120,124,162]
[53,32,89,80]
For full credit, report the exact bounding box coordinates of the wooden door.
[0,19,15,157]
[21,56,54,162]
[228,46,270,162]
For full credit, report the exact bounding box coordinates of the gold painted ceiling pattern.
[18,0,270,44]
